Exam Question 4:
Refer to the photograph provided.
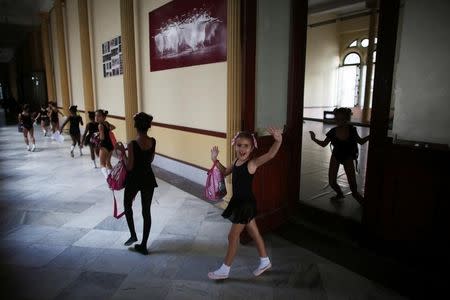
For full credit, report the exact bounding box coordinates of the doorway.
[300,1,379,222]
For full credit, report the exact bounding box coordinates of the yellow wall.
[90,0,124,116]
[65,0,85,110]
[106,118,127,143]
[48,0,228,171]
[304,21,340,107]
[50,9,62,106]
[151,126,227,170]
[137,0,227,133]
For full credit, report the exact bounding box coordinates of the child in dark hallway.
[82,111,99,168]
[18,104,37,152]
[36,104,51,136]
[61,105,84,157]
[95,109,116,178]
[48,101,64,133]
[309,107,369,205]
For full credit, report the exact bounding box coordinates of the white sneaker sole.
[253,263,272,276]
[207,272,229,280]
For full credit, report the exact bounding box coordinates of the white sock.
[101,167,108,178]
[213,263,230,276]
[258,257,271,269]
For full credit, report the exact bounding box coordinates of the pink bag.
[107,154,127,219]
[205,161,227,200]
[107,155,127,190]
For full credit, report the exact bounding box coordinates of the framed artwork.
[102,36,123,77]
[149,0,227,72]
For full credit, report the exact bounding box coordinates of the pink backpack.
[107,155,128,218]
[205,161,227,200]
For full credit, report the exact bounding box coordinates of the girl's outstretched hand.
[268,127,283,142]
[309,131,316,140]
[211,146,219,162]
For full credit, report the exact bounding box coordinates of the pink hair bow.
[231,132,258,149]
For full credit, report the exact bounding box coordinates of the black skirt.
[222,196,257,224]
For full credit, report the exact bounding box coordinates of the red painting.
[149,0,227,72]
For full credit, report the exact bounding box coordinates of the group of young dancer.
[17,103,368,280]
[18,103,116,171]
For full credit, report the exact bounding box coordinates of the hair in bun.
[133,112,153,132]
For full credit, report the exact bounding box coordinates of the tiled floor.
[300,121,369,222]
[0,122,404,300]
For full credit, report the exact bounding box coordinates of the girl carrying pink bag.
[205,160,227,200]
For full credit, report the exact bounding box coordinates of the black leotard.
[84,121,99,146]
[39,108,50,123]
[99,122,114,151]
[326,125,358,164]
[126,140,158,188]
[221,160,257,224]
[68,115,83,136]
[50,109,59,123]
[21,113,33,130]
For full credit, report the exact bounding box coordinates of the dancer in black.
[61,105,84,157]
[309,107,369,204]
[18,104,37,152]
[35,104,51,136]
[95,109,116,177]
[208,128,282,280]
[117,112,157,255]
[82,111,99,168]
[48,102,64,133]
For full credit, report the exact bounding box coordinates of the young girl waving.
[309,107,369,204]
[95,109,116,178]
[116,112,158,255]
[61,105,84,157]
[208,128,282,280]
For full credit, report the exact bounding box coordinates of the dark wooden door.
[240,0,307,242]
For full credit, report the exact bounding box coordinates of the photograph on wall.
[149,0,227,72]
[102,36,123,77]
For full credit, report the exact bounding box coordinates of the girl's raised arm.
[248,127,282,173]
[211,146,233,177]
[309,131,330,147]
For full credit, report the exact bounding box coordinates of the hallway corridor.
[0,124,404,299]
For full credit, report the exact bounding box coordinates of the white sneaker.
[26,145,30,151]
[253,262,272,276]
[70,149,74,157]
[31,145,36,152]
[207,271,229,280]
